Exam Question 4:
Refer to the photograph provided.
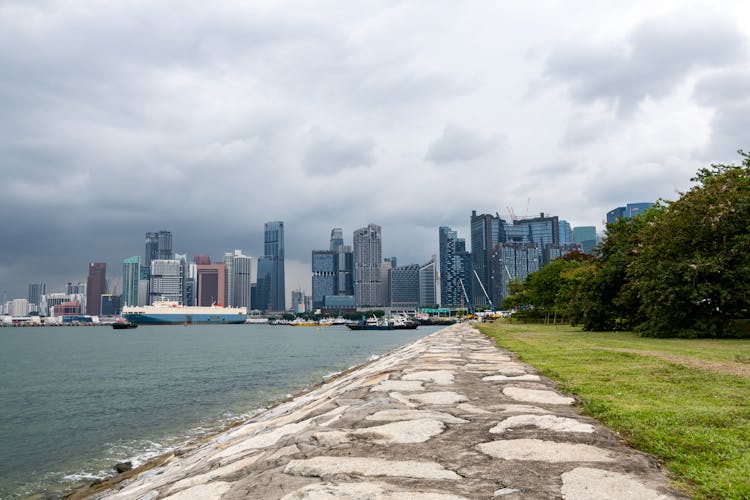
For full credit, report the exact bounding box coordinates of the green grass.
[478,322,750,499]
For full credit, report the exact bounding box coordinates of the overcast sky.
[2,0,749,303]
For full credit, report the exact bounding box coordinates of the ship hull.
[123,313,247,325]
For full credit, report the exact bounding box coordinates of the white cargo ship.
[122,302,247,325]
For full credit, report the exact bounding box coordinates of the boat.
[290,318,320,327]
[112,320,138,330]
[121,302,247,325]
[346,315,419,331]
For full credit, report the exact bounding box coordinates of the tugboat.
[112,319,138,330]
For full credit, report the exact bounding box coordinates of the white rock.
[494,487,521,496]
[561,467,675,499]
[407,391,469,405]
[477,439,616,463]
[502,387,575,405]
[314,419,446,445]
[212,420,311,460]
[284,456,461,480]
[490,414,594,434]
[162,481,232,500]
[366,409,468,423]
[456,403,493,415]
[281,481,470,499]
[483,374,541,382]
[370,380,425,392]
[402,370,455,385]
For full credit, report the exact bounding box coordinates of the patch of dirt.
[597,348,750,378]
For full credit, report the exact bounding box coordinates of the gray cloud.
[303,129,375,174]
[1,2,749,302]
[425,125,500,165]
[544,15,747,114]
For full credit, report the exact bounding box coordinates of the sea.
[0,323,441,499]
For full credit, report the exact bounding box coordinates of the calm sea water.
[0,324,439,499]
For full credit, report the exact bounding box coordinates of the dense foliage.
[504,152,750,337]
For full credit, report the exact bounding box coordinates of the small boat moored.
[112,320,138,330]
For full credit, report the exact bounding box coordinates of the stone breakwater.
[89,324,684,499]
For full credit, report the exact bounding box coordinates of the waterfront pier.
[85,324,683,499]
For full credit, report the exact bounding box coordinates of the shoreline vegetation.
[479,321,750,499]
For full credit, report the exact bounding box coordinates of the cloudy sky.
[2,0,749,303]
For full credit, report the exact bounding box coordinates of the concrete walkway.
[91,324,685,499]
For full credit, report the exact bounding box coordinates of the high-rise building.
[149,259,182,304]
[353,224,383,307]
[559,220,573,245]
[379,260,392,308]
[144,232,159,268]
[329,228,344,252]
[513,213,559,264]
[225,250,252,308]
[312,229,355,309]
[312,250,336,309]
[28,282,46,307]
[573,226,597,254]
[157,230,173,260]
[86,262,107,315]
[195,263,226,306]
[456,237,473,309]
[606,202,654,224]
[390,264,420,310]
[256,222,285,311]
[470,211,504,307]
[193,255,211,265]
[100,294,121,315]
[490,243,541,304]
[419,256,438,307]
[122,256,140,307]
[439,227,460,307]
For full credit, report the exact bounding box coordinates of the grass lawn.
[477,322,750,499]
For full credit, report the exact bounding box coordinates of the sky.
[2,0,749,303]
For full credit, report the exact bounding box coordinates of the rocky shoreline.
[74,324,684,499]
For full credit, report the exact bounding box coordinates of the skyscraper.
[390,264,420,310]
[195,263,226,306]
[419,256,438,307]
[157,230,173,260]
[312,250,336,309]
[28,282,46,308]
[122,256,140,307]
[144,232,159,268]
[149,259,182,304]
[329,228,344,252]
[439,227,459,306]
[353,224,382,307]
[559,220,573,245]
[86,262,107,315]
[256,221,285,311]
[470,211,504,306]
[607,202,655,224]
[312,229,354,309]
[573,226,597,254]
[225,250,252,308]
[513,212,559,264]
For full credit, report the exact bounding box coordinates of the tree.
[629,151,750,337]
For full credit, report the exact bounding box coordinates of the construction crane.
[459,278,473,315]
[473,270,495,312]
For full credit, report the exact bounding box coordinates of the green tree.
[629,151,750,337]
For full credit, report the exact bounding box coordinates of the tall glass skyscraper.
[256,221,285,311]
[122,256,140,307]
[470,211,504,306]
[353,224,382,307]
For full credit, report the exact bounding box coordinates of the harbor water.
[0,323,440,498]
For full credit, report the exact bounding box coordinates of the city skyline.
[3,2,749,301]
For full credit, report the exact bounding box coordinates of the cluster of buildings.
[308,224,438,313]
[3,202,653,321]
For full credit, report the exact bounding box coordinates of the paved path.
[91,324,684,499]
